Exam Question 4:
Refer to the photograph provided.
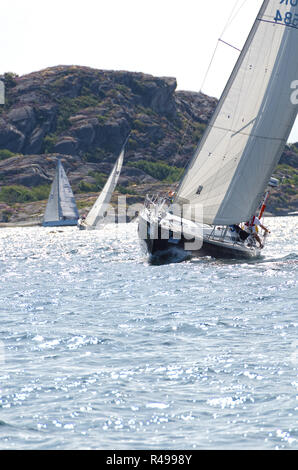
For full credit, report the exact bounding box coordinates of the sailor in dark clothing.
[230,224,250,241]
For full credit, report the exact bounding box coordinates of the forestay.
[85,147,125,227]
[176,0,298,225]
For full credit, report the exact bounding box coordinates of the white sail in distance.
[176,0,298,225]
[43,166,59,224]
[84,146,125,228]
[43,160,79,226]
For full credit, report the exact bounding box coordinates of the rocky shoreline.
[0,184,295,229]
[0,65,297,223]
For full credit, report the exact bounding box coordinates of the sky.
[1,0,298,142]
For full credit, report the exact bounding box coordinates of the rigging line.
[171,1,247,195]
[257,18,298,31]
[199,41,220,94]
[193,3,268,192]
[195,0,251,188]
[220,0,248,37]
[200,0,249,93]
[201,0,250,93]
[218,39,241,52]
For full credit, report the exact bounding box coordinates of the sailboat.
[42,159,79,227]
[138,0,298,261]
[77,138,127,230]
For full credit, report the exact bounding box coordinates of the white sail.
[176,0,298,225]
[84,147,125,228]
[57,161,79,220]
[43,160,79,226]
[43,166,59,224]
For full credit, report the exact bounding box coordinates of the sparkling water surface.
[0,217,297,450]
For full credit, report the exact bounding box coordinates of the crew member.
[246,215,270,249]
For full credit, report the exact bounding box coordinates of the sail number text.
[279,0,298,5]
[274,10,298,27]
[275,1,298,28]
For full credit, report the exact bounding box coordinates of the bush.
[78,172,107,193]
[0,149,18,161]
[56,94,100,133]
[31,185,51,200]
[42,134,58,153]
[0,185,50,203]
[91,172,107,188]
[127,137,138,150]
[78,181,97,193]
[192,122,207,141]
[0,209,13,222]
[83,148,106,163]
[3,72,18,88]
[133,119,146,131]
[127,160,183,183]
[116,185,137,195]
[97,115,108,124]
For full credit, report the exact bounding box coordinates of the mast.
[176,0,298,225]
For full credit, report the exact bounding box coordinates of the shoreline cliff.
[0,65,297,224]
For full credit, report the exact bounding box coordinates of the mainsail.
[176,0,298,225]
[84,146,125,228]
[43,160,79,226]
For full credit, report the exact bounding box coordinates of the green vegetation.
[97,115,108,124]
[0,185,50,203]
[77,172,107,193]
[127,160,184,183]
[0,149,19,160]
[283,173,298,186]
[130,79,147,96]
[3,72,18,88]
[83,148,106,163]
[0,66,296,220]
[289,142,298,153]
[76,200,93,210]
[106,89,120,99]
[133,119,147,131]
[0,208,13,222]
[191,122,207,141]
[115,84,131,96]
[116,184,137,195]
[77,173,138,195]
[275,164,298,186]
[42,134,58,153]
[77,181,98,193]
[55,94,100,133]
[136,105,158,118]
[89,172,107,187]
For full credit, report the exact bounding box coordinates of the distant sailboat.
[42,159,79,227]
[139,0,298,260]
[78,137,127,230]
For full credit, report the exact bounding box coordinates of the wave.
[0,420,12,427]
[149,247,192,265]
[257,252,298,265]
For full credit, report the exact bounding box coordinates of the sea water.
[0,216,297,450]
